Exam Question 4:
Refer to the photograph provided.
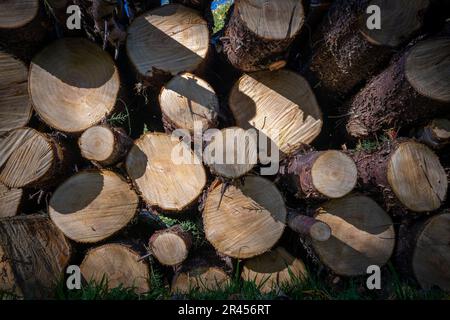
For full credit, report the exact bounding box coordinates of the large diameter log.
[0,51,32,132]
[79,124,132,166]
[159,72,219,135]
[203,176,286,259]
[81,244,150,293]
[283,150,357,199]
[312,195,395,276]
[0,127,67,188]
[308,0,430,96]
[352,140,447,212]
[126,4,210,84]
[222,0,305,72]
[347,36,450,138]
[0,183,22,218]
[203,127,258,179]
[29,38,120,133]
[126,132,207,212]
[415,118,450,149]
[149,225,192,266]
[242,247,308,293]
[49,170,139,243]
[0,215,72,299]
[229,70,322,157]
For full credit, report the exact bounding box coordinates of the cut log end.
[412,213,450,291]
[242,247,308,293]
[172,266,230,294]
[149,225,192,266]
[312,195,396,276]
[159,73,219,134]
[0,51,32,132]
[229,70,322,157]
[387,141,447,212]
[81,244,150,294]
[0,0,39,29]
[359,0,430,48]
[203,176,286,259]
[203,127,257,179]
[126,4,209,80]
[405,37,450,103]
[49,170,139,243]
[0,183,22,218]
[126,132,206,212]
[29,38,120,133]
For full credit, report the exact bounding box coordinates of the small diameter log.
[0,127,67,188]
[352,140,447,212]
[0,215,72,299]
[126,4,210,85]
[159,72,219,135]
[203,127,258,179]
[283,150,357,199]
[149,225,192,266]
[0,51,32,132]
[49,170,139,243]
[126,132,207,212]
[80,243,150,293]
[29,38,120,133]
[229,70,322,157]
[203,176,286,259]
[312,194,395,276]
[415,118,450,149]
[0,0,49,61]
[0,182,23,218]
[347,36,450,138]
[171,252,231,294]
[79,124,133,166]
[287,212,331,242]
[222,0,305,72]
[242,247,308,293]
[308,0,430,96]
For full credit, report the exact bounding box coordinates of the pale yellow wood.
[0,128,54,188]
[430,118,450,140]
[29,38,120,133]
[0,51,32,132]
[203,176,286,259]
[49,170,139,243]
[159,73,219,133]
[237,0,305,40]
[150,232,189,266]
[126,132,206,211]
[81,244,150,294]
[203,127,258,179]
[311,150,357,198]
[387,141,447,212]
[0,182,22,217]
[172,267,230,294]
[0,0,39,29]
[126,4,209,78]
[406,37,450,103]
[79,125,115,162]
[312,195,395,276]
[413,213,450,291]
[229,70,322,156]
[242,247,307,293]
[359,0,430,48]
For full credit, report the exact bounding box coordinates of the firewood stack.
[0,0,449,299]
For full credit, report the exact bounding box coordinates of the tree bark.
[287,211,331,242]
[414,118,450,150]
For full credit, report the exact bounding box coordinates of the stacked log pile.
[0,0,449,299]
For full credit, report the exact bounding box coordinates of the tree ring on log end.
[172,266,230,294]
[79,126,116,163]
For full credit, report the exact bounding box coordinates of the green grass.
[212,2,233,34]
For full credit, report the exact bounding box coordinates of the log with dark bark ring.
[351,139,447,213]
[149,225,192,266]
[222,0,305,72]
[0,127,68,188]
[287,211,332,242]
[0,214,72,299]
[347,36,450,138]
[283,150,357,199]
[308,0,430,97]
[79,124,133,167]
[415,118,450,149]
[80,243,150,293]
[0,182,22,218]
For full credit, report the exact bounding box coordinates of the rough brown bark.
[0,214,72,299]
[287,211,331,242]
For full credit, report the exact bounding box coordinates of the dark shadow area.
[125,144,149,180]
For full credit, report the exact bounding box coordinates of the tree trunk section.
[287,211,331,242]
[414,118,450,150]
[149,225,192,266]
